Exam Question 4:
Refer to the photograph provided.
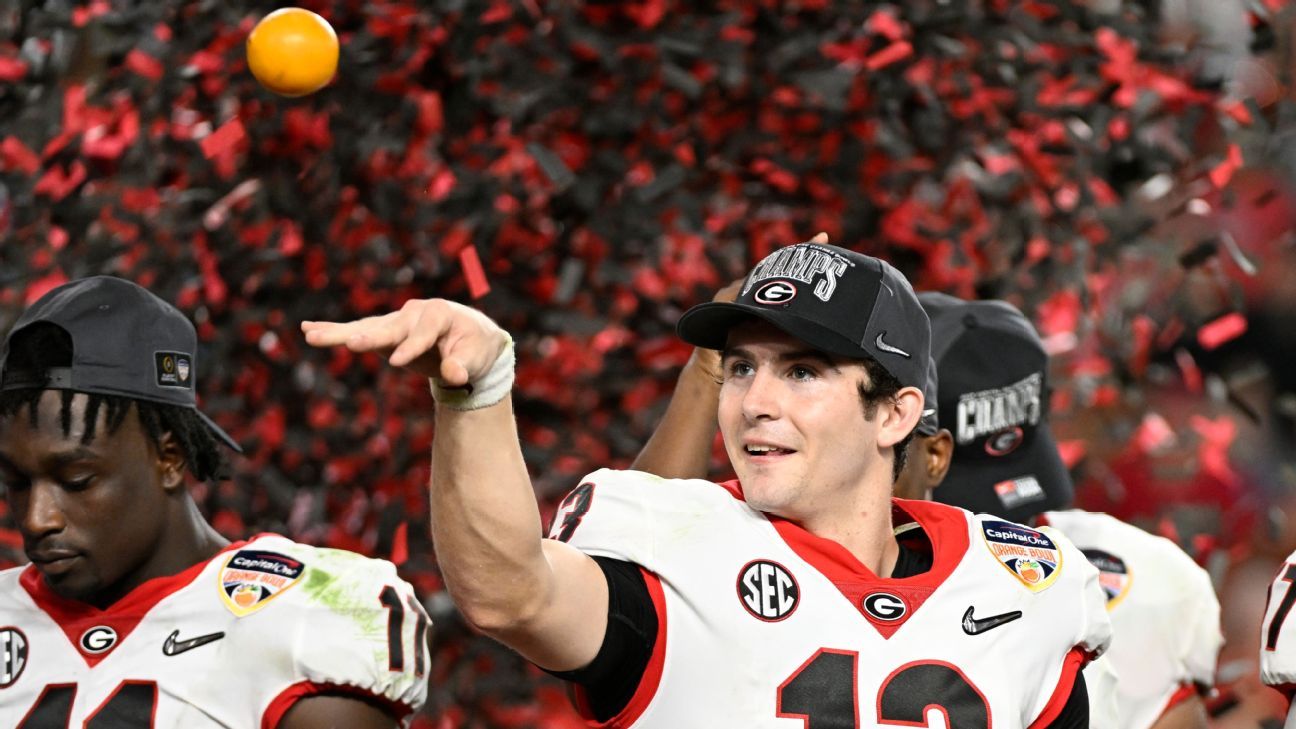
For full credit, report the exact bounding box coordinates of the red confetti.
[124,49,164,81]
[390,521,409,566]
[24,270,69,305]
[459,245,491,299]
[0,137,40,174]
[1175,348,1203,393]
[32,161,87,201]
[866,9,906,41]
[1197,312,1247,350]
[1055,439,1087,468]
[428,167,456,201]
[200,117,246,160]
[279,220,305,256]
[71,0,111,27]
[0,57,28,82]
[628,0,668,29]
[48,226,69,251]
[865,41,913,71]
[1209,144,1243,188]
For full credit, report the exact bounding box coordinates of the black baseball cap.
[920,292,1070,521]
[677,241,930,391]
[0,276,242,453]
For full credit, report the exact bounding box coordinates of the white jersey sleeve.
[1085,652,1123,729]
[1262,553,1296,695]
[1038,523,1114,662]
[1044,509,1222,729]
[271,543,431,717]
[546,468,737,567]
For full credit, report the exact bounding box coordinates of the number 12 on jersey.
[778,650,990,728]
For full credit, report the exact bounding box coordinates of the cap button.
[962,313,979,328]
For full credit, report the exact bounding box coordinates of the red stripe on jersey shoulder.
[1027,646,1087,729]
[19,537,258,667]
[1157,682,1202,720]
[261,680,414,729]
[574,567,668,728]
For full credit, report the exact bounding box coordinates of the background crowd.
[3,0,1296,725]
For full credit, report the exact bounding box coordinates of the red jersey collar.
[20,537,258,667]
[717,480,971,638]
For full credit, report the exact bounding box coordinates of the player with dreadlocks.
[0,276,428,728]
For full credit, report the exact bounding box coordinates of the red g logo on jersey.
[861,592,907,622]
[79,626,117,654]
[737,560,799,621]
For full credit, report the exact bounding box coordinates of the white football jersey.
[549,470,1112,728]
[1042,510,1221,729]
[0,534,429,727]
[1260,548,1296,726]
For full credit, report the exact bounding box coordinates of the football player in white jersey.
[914,293,1222,729]
[633,282,1218,729]
[1260,549,1296,727]
[0,277,428,728]
[304,239,1111,727]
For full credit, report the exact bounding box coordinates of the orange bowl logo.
[1016,559,1043,584]
[232,583,261,607]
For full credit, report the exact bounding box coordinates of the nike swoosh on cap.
[874,332,911,358]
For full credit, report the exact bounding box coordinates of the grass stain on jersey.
[299,548,392,667]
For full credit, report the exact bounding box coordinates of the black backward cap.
[0,276,242,453]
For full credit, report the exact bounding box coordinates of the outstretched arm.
[302,301,607,672]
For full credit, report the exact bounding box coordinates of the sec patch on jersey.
[1,626,27,688]
[980,520,1063,592]
[218,549,306,617]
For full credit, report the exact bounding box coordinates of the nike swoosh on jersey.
[874,332,911,358]
[162,629,225,656]
[961,606,1022,635]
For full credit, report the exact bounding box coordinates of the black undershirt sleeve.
[545,557,656,722]
[1045,671,1090,728]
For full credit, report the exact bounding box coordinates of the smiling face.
[719,320,908,524]
[0,391,177,606]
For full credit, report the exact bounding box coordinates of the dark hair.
[0,324,226,482]
[857,357,915,483]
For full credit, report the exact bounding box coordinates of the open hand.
[301,299,509,386]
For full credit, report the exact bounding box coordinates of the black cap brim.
[677,301,868,360]
[937,424,1072,523]
[195,409,243,454]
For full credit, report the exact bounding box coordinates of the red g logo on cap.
[754,280,797,305]
[985,427,1024,456]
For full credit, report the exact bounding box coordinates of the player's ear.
[876,386,924,449]
[926,429,954,489]
[155,430,187,492]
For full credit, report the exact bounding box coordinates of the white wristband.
[430,337,515,411]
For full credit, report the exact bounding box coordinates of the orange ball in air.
[246,8,339,97]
